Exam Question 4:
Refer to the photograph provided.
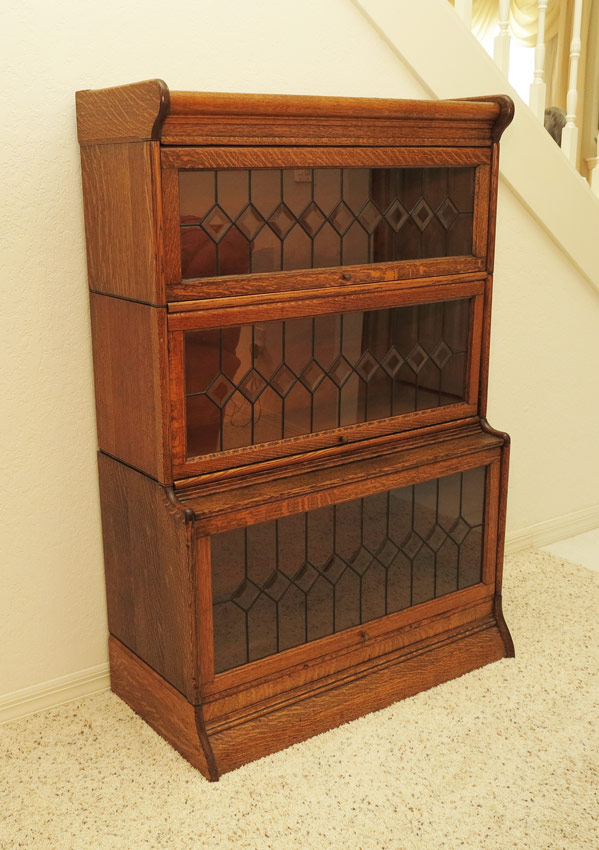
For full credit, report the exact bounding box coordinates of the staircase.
[353,0,599,293]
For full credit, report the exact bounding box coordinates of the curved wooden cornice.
[76,79,511,147]
[456,94,515,142]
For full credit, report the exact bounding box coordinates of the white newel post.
[494,0,512,76]
[454,0,473,29]
[561,0,583,165]
[529,0,548,120]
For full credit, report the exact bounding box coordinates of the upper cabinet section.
[76,81,513,307]
[168,148,488,300]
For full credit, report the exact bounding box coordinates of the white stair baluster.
[561,0,584,165]
[454,0,473,29]
[494,0,512,76]
[529,0,548,120]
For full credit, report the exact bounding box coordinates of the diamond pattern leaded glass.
[211,466,487,673]
[179,167,475,279]
[184,299,471,459]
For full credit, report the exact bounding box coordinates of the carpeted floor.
[1,549,597,849]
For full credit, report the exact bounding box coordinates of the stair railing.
[452,0,599,197]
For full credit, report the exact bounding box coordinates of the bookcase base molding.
[110,616,509,782]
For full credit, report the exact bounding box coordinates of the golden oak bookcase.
[76,80,514,780]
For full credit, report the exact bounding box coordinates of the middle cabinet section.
[168,279,485,476]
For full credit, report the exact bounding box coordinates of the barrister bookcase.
[76,80,514,780]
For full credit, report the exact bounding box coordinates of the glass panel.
[179,167,475,279]
[211,466,486,674]
[184,300,471,460]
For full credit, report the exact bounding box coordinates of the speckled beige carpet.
[1,549,597,850]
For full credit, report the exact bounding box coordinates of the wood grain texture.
[465,292,484,406]
[109,637,218,781]
[207,622,507,775]
[482,459,501,586]
[167,263,485,305]
[161,120,494,148]
[161,145,491,169]
[90,294,171,482]
[99,456,197,701]
[203,592,495,701]
[171,404,478,480]
[456,94,515,142]
[175,418,481,493]
[76,79,170,145]
[162,91,500,148]
[179,432,504,535]
[109,614,508,781]
[175,417,482,494]
[479,275,494,416]
[80,142,164,303]
[161,166,182,285]
[472,163,491,261]
[166,279,484,330]
[168,91,500,122]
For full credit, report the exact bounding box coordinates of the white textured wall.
[490,183,599,531]
[1,0,597,702]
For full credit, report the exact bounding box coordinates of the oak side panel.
[99,455,197,700]
[80,142,164,303]
[465,292,484,405]
[90,293,171,482]
[168,330,186,471]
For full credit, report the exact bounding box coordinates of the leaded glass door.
[169,281,484,476]
[161,146,492,302]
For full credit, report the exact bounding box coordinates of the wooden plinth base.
[109,616,510,781]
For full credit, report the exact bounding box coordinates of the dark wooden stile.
[77,79,514,780]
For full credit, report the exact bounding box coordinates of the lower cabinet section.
[98,421,513,781]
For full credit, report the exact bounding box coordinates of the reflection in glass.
[184,300,470,459]
[211,466,486,673]
[179,167,475,279]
